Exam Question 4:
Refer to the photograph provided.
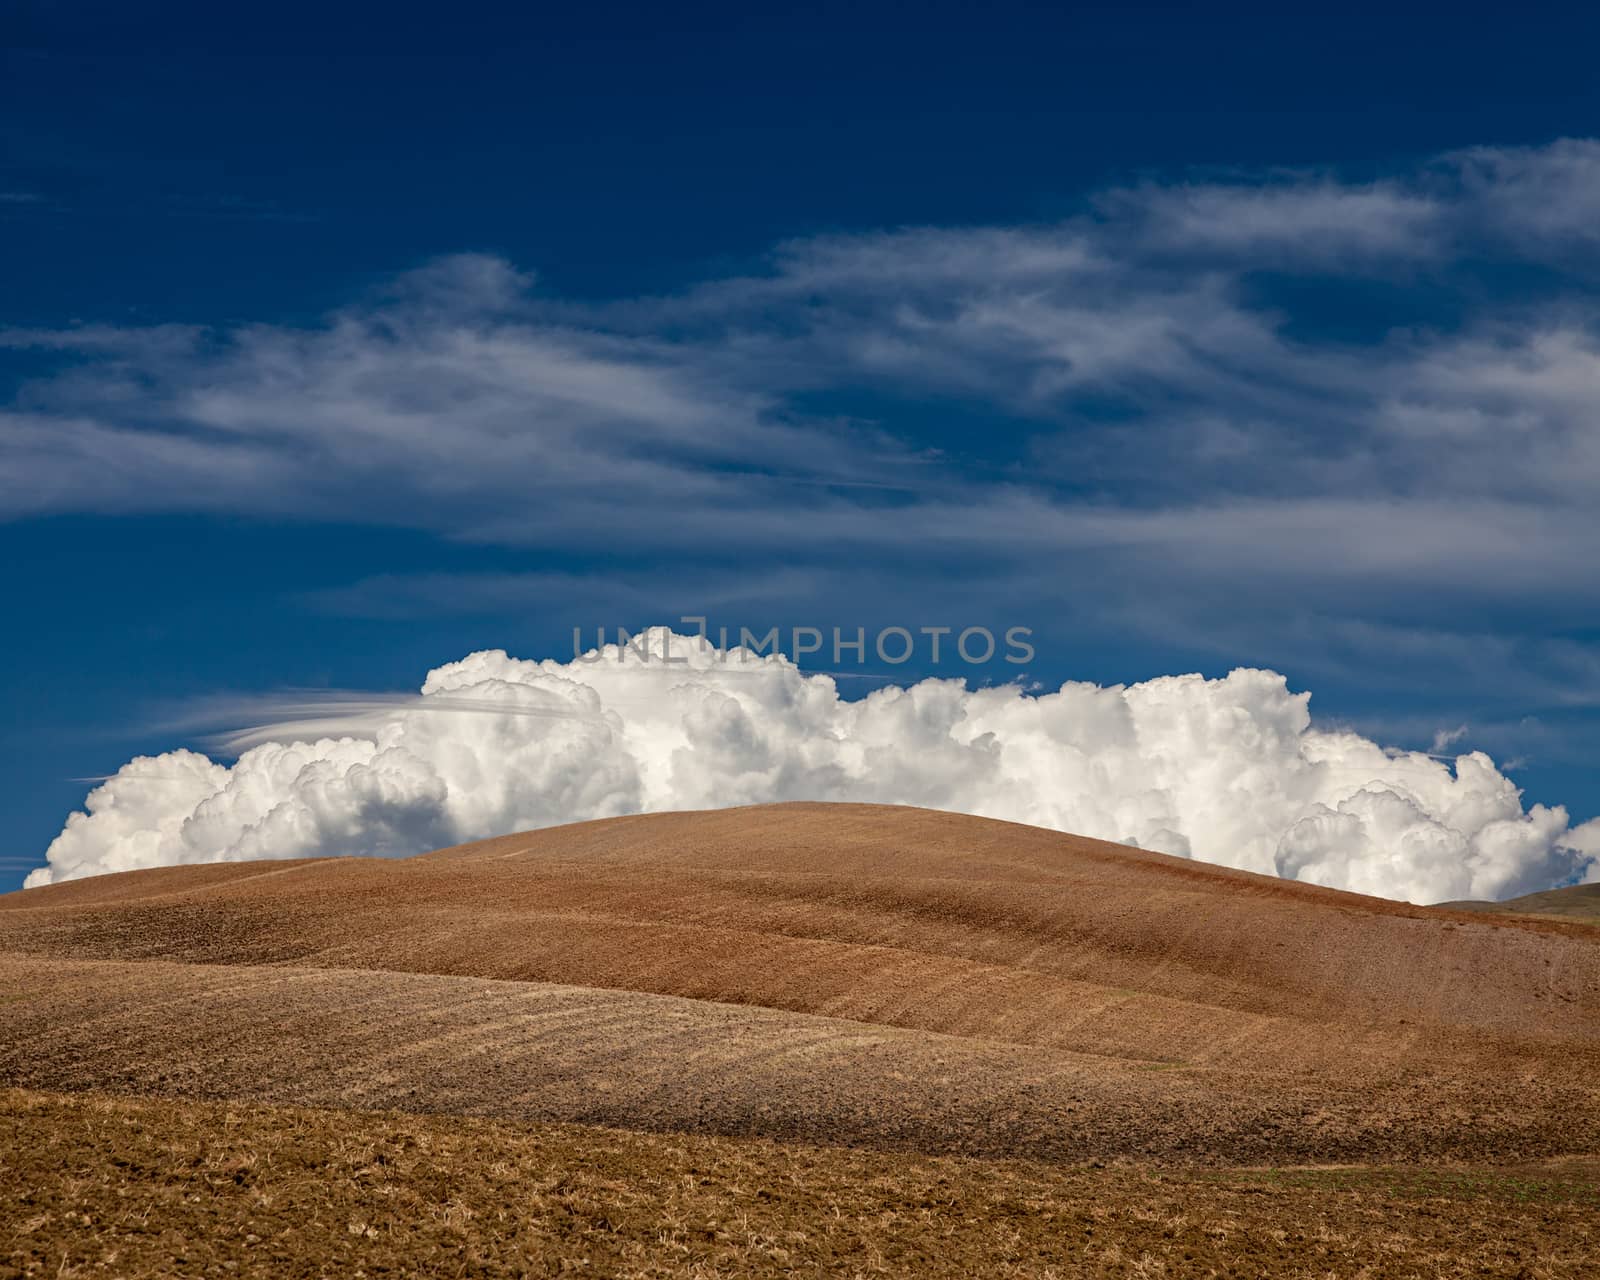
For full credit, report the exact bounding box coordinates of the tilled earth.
[2,802,1598,1274]
[1,953,1597,1166]
[3,1088,1598,1279]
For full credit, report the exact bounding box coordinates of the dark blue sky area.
[8,3,1600,320]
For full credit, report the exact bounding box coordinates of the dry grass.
[4,1087,1598,1279]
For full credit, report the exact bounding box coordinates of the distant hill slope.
[3,802,1598,1164]
[1446,883,1600,923]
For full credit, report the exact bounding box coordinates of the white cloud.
[9,142,1600,762]
[29,629,1598,904]
[1447,138,1600,248]
[8,142,1600,586]
[1097,178,1442,260]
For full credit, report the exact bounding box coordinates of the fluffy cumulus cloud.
[32,630,1598,905]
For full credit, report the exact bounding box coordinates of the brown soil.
[5,951,1596,1166]
[3,802,1598,1273]
[4,1088,1598,1279]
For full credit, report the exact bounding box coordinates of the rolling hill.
[3,802,1598,1168]
[1447,882,1600,924]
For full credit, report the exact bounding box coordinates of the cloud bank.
[33,629,1598,904]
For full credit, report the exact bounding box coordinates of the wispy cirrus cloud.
[5,139,1600,704]
[1447,137,1600,249]
[1094,177,1444,261]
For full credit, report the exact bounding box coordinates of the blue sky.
[4,1,1600,893]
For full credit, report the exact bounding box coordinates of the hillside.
[3,802,1598,1168]
[1448,883,1600,924]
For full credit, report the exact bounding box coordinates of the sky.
[4,1,1600,898]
